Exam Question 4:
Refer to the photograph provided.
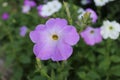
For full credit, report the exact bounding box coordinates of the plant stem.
[36,59,51,80]
[105,39,111,80]
[63,1,72,25]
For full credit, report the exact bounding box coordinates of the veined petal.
[109,31,119,39]
[29,26,49,43]
[46,18,67,29]
[63,26,80,45]
[51,42,73,61]
[81,31,95,46]
[29,31,39,43]
[35,24,45,30]
[34,42,56,60]
[94,28,102,43]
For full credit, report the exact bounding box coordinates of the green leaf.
[19,54,31,64]
[86,71,100,80]
[32,75,46,80]
[98,58,111,71]
[11,66,23,80]
[110,65,120,76]
[86,52,96,62]
[77,71,86,79]
[96,48,106,55]
[110,55,120,63]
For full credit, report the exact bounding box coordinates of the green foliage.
[110,65,120,76]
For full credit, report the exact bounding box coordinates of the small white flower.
[38,0,62,17]
[40,4,55,17]
[77,8,98,23]
[2,2,8,7]
[78,8,85,13]
[81,0,90,5]
[22,5,31,13]
[94,0,114,6]
[50,0,62,12]
[77,8,86,19]
[100,20,120,39]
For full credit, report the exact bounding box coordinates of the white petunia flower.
[77,8,86,19]
[22,5,31,13]
[100,20,120,39]
[81,0,91,5]
[38,0,62,17]
[78,8,85,14]
[40,4,55,17]
[50,0,62,12]
[94,0,114,6]
[2,2,8,7]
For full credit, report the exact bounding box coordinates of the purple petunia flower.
[85,8,98,23]
[29,18,80,61]
[22,5,31,13]
[81,27,102,46]
[1,13,9,20]
[22,0,36,13]
[24,0,36,7]
[20,26,28,37]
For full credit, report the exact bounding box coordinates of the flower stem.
[36,59,51,80]
[105,39,111,80]
[63,1,72,25]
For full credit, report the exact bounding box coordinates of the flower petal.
[29,25,49,43]
[94,28,102,43]
[51,48,62,61]
[81,31,95,46]
[35,24,45,30]
[29,31,39,43]
[51,42,73,61]
[46,18,67,28]
[109,31,119,39]
[34,42,55,60]
[63,26,80,45]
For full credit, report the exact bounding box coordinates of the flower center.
[109,26,113,30]
[48,8,51,12]
[90,30,94,34]
[52,34,59,40]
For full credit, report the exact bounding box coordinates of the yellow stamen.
[90,30,94,34]
[109,26,113,30]
[52,34,58,40]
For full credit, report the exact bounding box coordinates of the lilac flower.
[1,13,9,20]
[81,27,102,46]
[22,0,36,13]
[29,18,80,61]
[24,0,36,7]
[20,26,28,37]
[22,5,31,13]
[85,8,98,23]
